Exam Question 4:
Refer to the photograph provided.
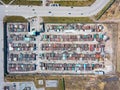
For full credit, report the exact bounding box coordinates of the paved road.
[0,0,110,18]
[0,16,4,90]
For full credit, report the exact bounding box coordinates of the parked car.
[50,3,60,7]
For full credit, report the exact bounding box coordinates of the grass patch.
[2,0,11,4]
[2,0,42,6]
[94,0,115,20]
[59,78,65,90]
[43,17,93,23]
[54,0,95,6]
[3,16,28,22]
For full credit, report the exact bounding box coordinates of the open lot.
[64,75,120,90]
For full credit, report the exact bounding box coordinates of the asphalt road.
[0,0,110,18]
[0,16,4,90]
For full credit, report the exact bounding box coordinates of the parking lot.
[38,23,115,74]
[5,23,115,75]
[7,23,37,73]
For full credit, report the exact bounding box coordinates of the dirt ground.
[105,23,118,73]
[100,0,120,21]
[63,75,120,90]
[63,75,97,90]
[116,23,120,73]
[104,81,120,90]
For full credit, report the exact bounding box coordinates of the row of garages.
[7,23,28,32]
[8,63,36,72]
[39,52,104,61]
[41,43,105,52]
[9,34,36,41]
[9,53,36,62]
[40,62,104,71]
[40,34,105,42]
[46,24,103,32]
[9,43,36,51]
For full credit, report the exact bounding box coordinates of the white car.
[49,3,60,7]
